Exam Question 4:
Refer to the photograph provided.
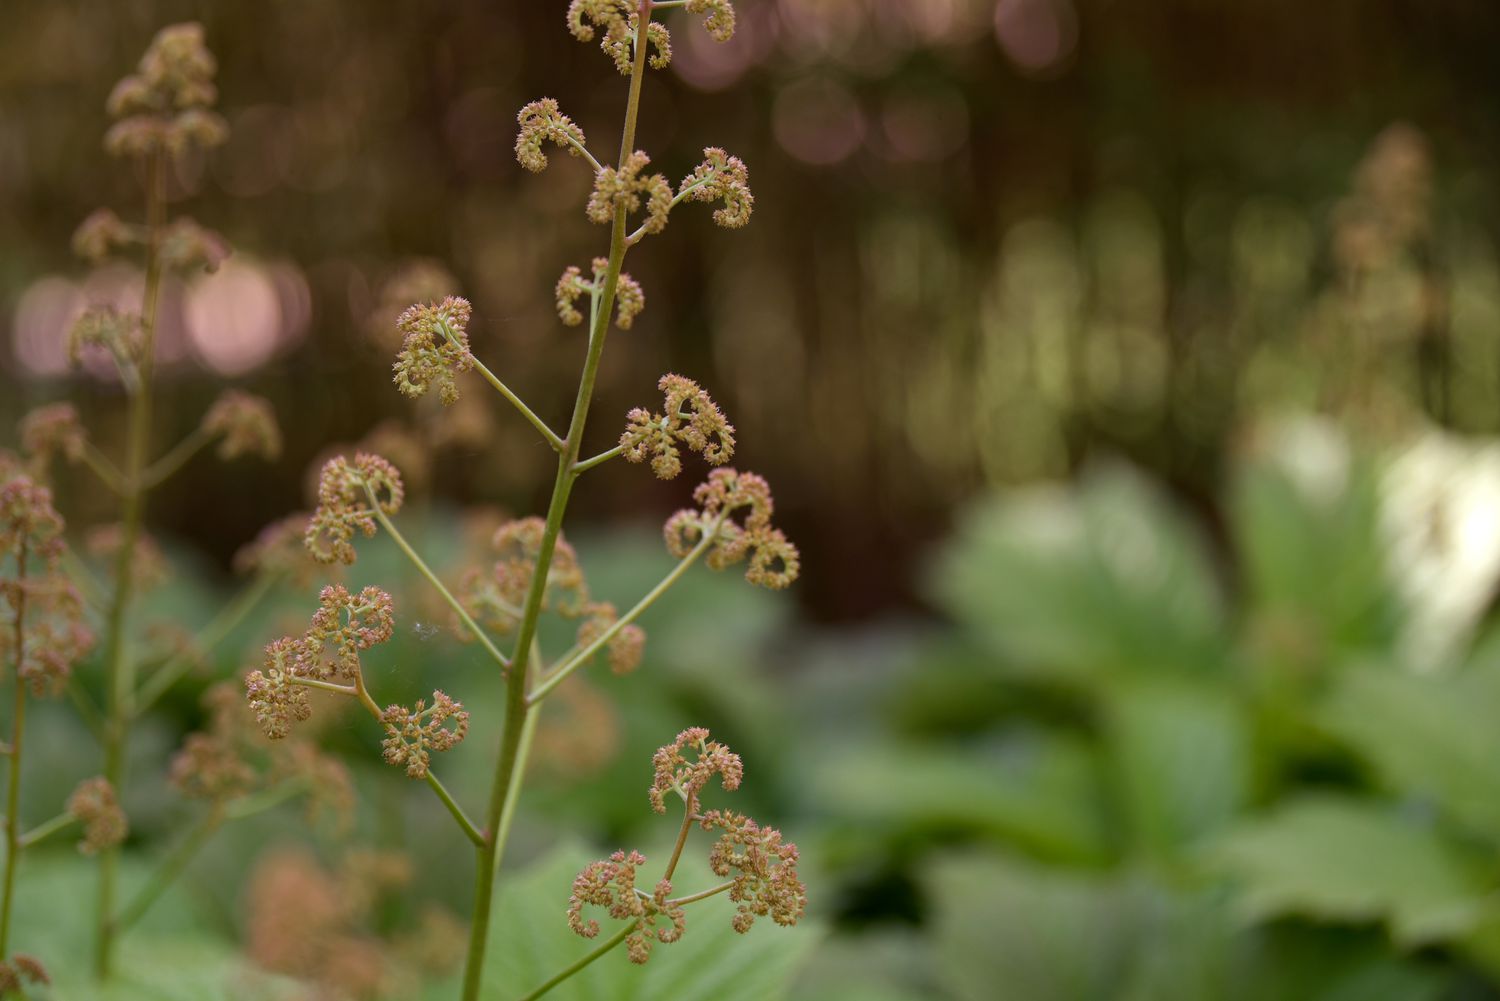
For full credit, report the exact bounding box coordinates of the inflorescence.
[306,453,406,565]
[665,469,800,589]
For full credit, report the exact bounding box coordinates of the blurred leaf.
[806,736,1108,865]
[423,842,822,1001]
[786,928,936,1001]
[1105,682,1251,859]
[930,464,1227,684]
[1321,667,1500,836]
[1209,796,1487,946]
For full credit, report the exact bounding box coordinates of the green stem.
[528,521,720,705]
[490,699,539,877]
[133,571,279,716]
[97,149,167,980]
[138,426,212,491]
[667,881,733,907]
[370,503,511,673]
[460,8,656,1000]
[426,772,485,847]
[19,811,78,850]
[223,780,307,821]
[109,804,222,938]
[67,678,106,741]
[288,677,357,697]
[1,671,26,958]
[661,798,696,883]
[625,173,716,245]
[469,357,566,453]
[564,135,605,174]
[572,445,623,476]
[80,442,127,495]
[516,921,636,1001]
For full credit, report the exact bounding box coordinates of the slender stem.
[651,0,690,8]
[517,921,636,1001]
[1,559,27,958]
[460,9,656,1000]
[427,772,485,847]
[529,521,720,705]
[68,677,106,741]
[289,676,358,697]
[667,881,734,907]
[369,503,511,673]
[19,811,78,850]
[80,442,127,495]
[469,357,566,453]
[572,445,624,476]
[625,173,717,245]
[97,148,166,979]
[138,426,212,490]
[133,571,279,716]
[565,135,605,174]
[110,804,223,938]
[490,694,539,877]
[662,799,696,883]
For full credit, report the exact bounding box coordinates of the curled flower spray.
[621,374,736,479]
[306,453,406,565]
[394,296,476,406]
[664,469,801,589]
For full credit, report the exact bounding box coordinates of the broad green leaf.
[1321,667,1500,836]
[421,843,822,1001]
[1209,796,1487,946]
[930,464,1227,684]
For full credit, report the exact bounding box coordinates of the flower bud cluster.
[459,518,586,634]
[681,148,754,229]
[555,258,645,330]
[685,0,738,42]
[19,404,87,467]
[202,389,282,461]
[515,99,587,173]
[576,601,646,674]
[664,469,800,589]
[566,850,685,964]
[649,726,743,813]
[103,23,228,160]
[306,453,405,565]
[0,475,93,696]
[379,690,470,779]
[393,296,476,407]
[72,209,136,263]
[0,956,49,994]
[66,777,129,856]
[622,374,736,480]
[587,151,672,235]
[160,216,231,273]
[567,1,672,75]
[700,810,806,932]
[68,307,142,375]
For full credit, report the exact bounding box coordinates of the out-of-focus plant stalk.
[0,550,28,959]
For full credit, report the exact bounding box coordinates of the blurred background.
[8,0,1500,998]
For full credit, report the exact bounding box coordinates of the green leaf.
[1321,667,1500,836]
[423,843,823,1001]
[1209,796,1487,946]
[930,464,1227,684]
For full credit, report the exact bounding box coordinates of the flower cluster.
[576,601,646,675]
[686,0,738,42]
[515,98,587,173]
[159,216,232,273]
[622,374,736,480]
[72,208,135,263]
[459,517,587,635]
[701,810,806,932]
[0,955,49,995]
[66,777,128,856]
[649,726,743,813]
[393,296,476,406]
[306,453,405,565]
[567,850,685,964]
[555,258,645,330]
[587,151,672,235]
[379,691,470,779]
[68,307,142,375]
[567,1,672,75]
[103,23,228,160]
[664,469,800,589]
[202,389,282,461]
[680,147,754,229]
[0,476,93,696]
[19,403,87,468]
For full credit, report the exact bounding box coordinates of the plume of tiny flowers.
[664,469,800,589]
[0,476,94,696]
[576,601,646,674]
[621,374,736,479]
[459,518,591,636]
[681,147,754,229]
[159,216,231,273]
[246,637,313,740]
[72,208,136,263]
[649,727,743,814]
[393,296,476,406]
[19,403,88,466]
[587,151,673,235]
[103,23,228,160]
[202,389,282,461]
[700,810,807,932]
[515,98,587,173]
[68,307,142,375]
[66,777,129,856]
[305,453,405,565]
[555,258,645,330]
[380,691,470,779]
[685,0,738,42]
[0,955,49,993]
[567,1,672,74]
[566,850,685,964]
[299,584,396,680]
